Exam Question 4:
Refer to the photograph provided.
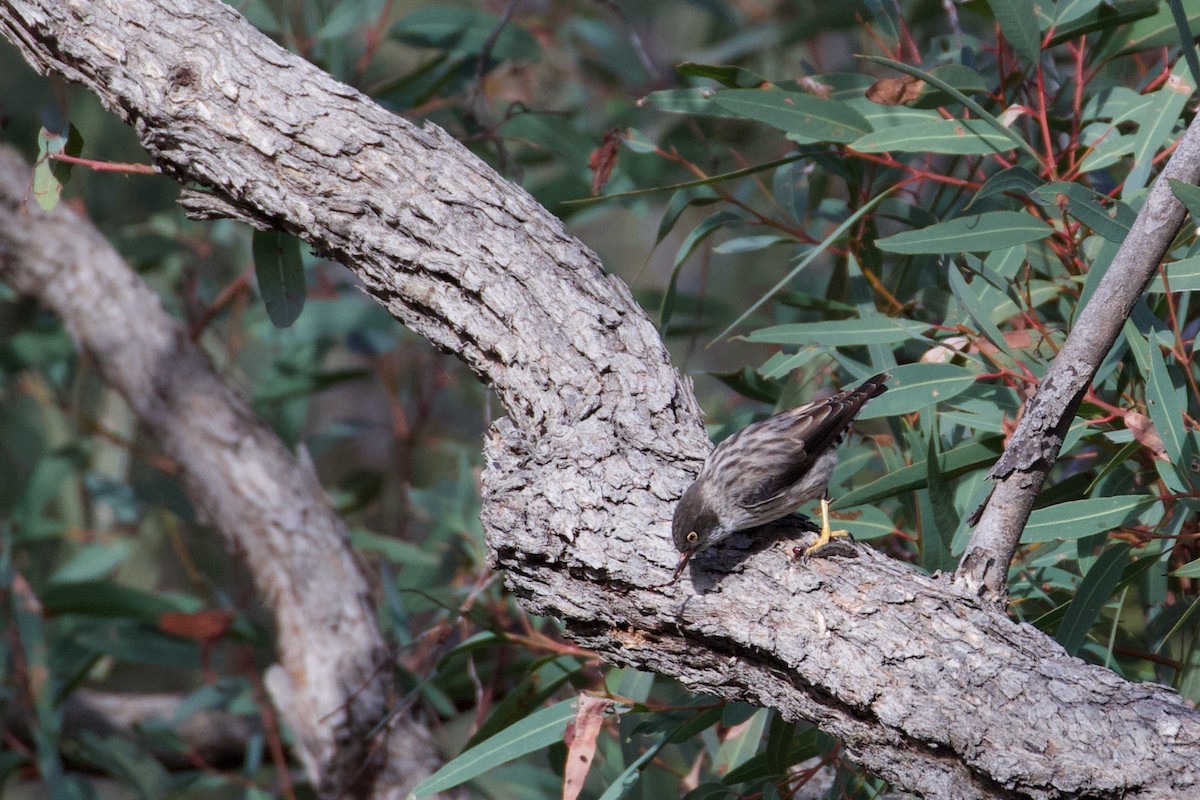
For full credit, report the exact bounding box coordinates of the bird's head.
[669,481,725,581]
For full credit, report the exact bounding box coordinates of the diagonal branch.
[0,146,443,800]
[2,1,1200,797]
[955,105,1200,604]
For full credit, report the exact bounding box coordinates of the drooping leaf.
[252,230,306,328]
[1056,544,1132,656]
[987,0,1043,64]
[1145,336,1186,462]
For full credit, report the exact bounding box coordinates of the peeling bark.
[2,1,1200,797]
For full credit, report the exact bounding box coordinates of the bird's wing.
[733,374,888,508]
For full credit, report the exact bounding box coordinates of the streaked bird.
[670,373,889,582]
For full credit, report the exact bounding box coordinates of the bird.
[669,373,888,582]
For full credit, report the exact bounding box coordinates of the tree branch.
[0,146,443,800]
[955,90,1200,604]
[2,1,1200,797]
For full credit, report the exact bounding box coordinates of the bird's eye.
[686,531,698,543]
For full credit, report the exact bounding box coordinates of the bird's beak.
[670,551,693,584]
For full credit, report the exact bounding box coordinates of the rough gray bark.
[0,148,442,800]
[2,1,1200,798]
[955,104,1200,605]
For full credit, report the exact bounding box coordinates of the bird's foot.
[801,498,852,558]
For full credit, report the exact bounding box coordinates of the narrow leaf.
[877,211,1053,255]
[252,230,306,328]
[1056,544,1132,656]
[712,89,872,143]
[851,119,1016,155]
[948,265,1015,358]
[746,317,929,347]
[412,699,578,796]
[1022,496,1158,543]
[1145,336,1186,462]
[713,188,897,342]
[987,0,1043,64]
[857,55,1041,160]
[855,363,977,419]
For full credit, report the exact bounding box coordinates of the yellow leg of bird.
[803,498,851,557]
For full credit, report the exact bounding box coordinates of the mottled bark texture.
[0,149,442,800]
[1,1,1199,798]
[956,102,1200,605]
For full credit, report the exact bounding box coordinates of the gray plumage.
[670,374,888,578]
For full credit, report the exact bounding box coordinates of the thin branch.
[955,97,1200,605]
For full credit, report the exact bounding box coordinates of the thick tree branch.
[955,102,1200,605]
[2,1,1200,797]
[0,148,442,800]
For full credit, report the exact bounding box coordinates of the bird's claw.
[800,498,852,558]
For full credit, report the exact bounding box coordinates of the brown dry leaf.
[158,609,234,641]
[562,693,612,800]
[588,129,623,196]
[1125,411,1169,461]
[866,75,924,105]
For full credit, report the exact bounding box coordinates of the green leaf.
[252,230,306,328]
[348,528,442,567]
[924,428,959,571]
[836,504,896,540]
[746,317,929,347]
[677,62,766,88]
[40,581,185,622]
[316,0,376,40]
[763,713,795,776]
[830,431,998,506]
[722,728,822,785]
[390,7,539,60]
[712,188,897,342]
[32,124,82,211]
[1033,182,1136,242]
[851,119,1017,155]
[661,212,741,332]
[595,730,672,800]
[857,55,1040,160]
[1169,177,1200,221]
[966,166,1044,210]
[1022,496,1159,543]
[987,0,1043,63]
[641,88,726,116]
[1120,0,1200,52]
[412,698,578,796]
[49,541,133,584]
[856,363,977,419]
[1145,336,1186,462]
[1056,544,1132,656]
[711,89,872,143]
[1174,556,1200,578]
[1124,66,1193,196]
[948,265,1015,358]
[877,211,1054,255]
[714,708,769,775]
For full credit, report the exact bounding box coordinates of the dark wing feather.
[737,373,888,507]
